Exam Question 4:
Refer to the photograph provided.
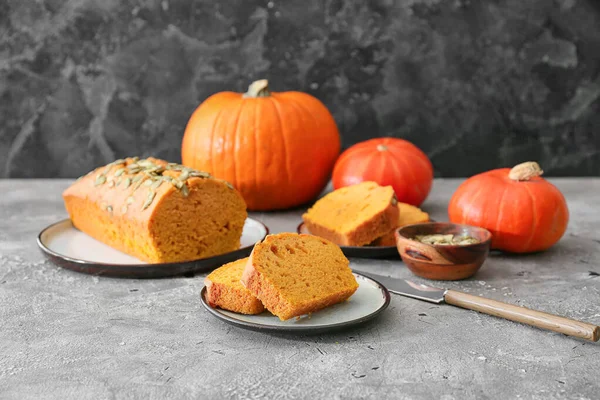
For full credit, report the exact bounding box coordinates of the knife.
[355,270,600,342]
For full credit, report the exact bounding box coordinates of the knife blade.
[354,269,600,342]
[354,270,446,304]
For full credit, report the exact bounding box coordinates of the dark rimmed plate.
[37,218,269,279]
[200,272,391,334]
[297,222,399,259]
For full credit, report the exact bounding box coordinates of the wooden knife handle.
[444,290,600,342]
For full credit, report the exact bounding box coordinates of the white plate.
[200,272,391,334]
[37,218,269,278]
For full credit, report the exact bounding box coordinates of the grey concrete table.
[1,179,599,400]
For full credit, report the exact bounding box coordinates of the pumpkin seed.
[95,175,106,186]
[106,205,113,214]
[142,190,156,210]
[190,171,210,178]
[121,205,128,214]
[151,180,163,189]
[179,170,190,181]
[108,180,115,188]
[114,168,125,177]
[123,178,132,188]
[138,160,156,169]
[131,175,142,183]
[181,184,189,197]
[126,196,135,204]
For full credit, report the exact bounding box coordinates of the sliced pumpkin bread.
[302,181,399,246]
[372,202,430,246]
[204,258,265,315]
[241,233,359,321]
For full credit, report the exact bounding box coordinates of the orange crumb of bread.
[204,258,265,315]
[241,233,359,321]
[301,181,399,246]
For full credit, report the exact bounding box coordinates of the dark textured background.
[1,0,600,178]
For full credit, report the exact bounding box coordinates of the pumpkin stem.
[508,161,544,181]
[243,79,271,98]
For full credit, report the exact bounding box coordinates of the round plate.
[37,218,269,278]
[297,222,399,259]
[200,272,391,334]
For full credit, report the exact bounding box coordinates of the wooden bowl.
[395,222,492,281]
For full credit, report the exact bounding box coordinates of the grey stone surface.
[1,1,600,178]
[1,179,599,399]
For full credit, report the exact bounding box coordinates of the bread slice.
[204,258,265,315]
[63,157,247,263]
[302,181,399,246]
[241,233,359,321]
[372,202,430,246]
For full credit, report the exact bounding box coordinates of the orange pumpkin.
[331,137,433,206]
[181,80,341,211]
[448,161,569,253]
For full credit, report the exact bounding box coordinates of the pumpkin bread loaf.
[241,233,359,321]
[372,202,430,246]
[204,258,265,315]
[63,157,247,263]
[302,181,399,246]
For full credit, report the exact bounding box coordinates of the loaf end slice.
[204,258,265,315]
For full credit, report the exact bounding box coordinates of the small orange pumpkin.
[448,161,569,253]
[331,137,434,206]
[182,80,341,211]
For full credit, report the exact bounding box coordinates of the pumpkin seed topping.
[95,175,106,186]
[179,170,190,181]
[93,157,232,211]
[181,184,189,197]
[142,190,156,210]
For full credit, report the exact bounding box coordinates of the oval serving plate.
[297,222,399,259]
[37,218,269,279]
[200,272,391,334]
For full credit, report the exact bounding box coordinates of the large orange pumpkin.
[181,80,341,211]
[448,161,569,253]
[331,137,434,206]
